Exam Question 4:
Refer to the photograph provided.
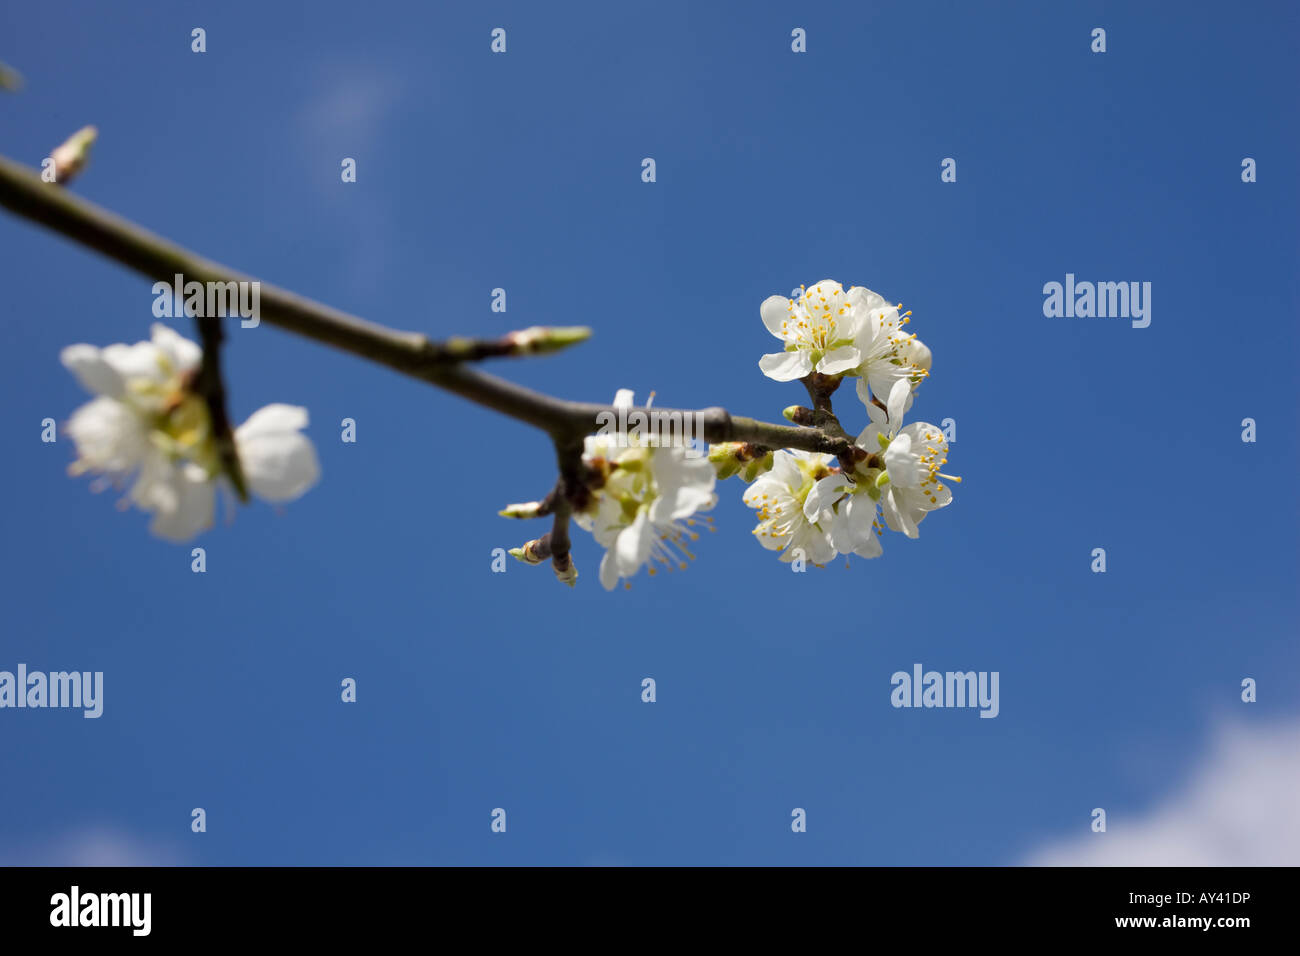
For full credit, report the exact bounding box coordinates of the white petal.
[803,281,849,333]
[883,432,920,487]
[804,474,849,521]
[766,450,804,489]
[61,345,124,398]
[880,488,920,538]
[760,295,792,339]
[828,505,858,555]
[614,510,655,578]
[778,526,809,562]
[236,403,310,440]
[885,378,911,427]
[129,454,177,513]
[852,530,883,559]
[836,308,866,342]
[240,436,320,503]
[151,323,202,375]
[860,379,888,427]
[924,483,953,509]
[900,421,943,445]
[131,460,215,543]
[587,495,626,547]
[832,496,882,557]
[598,548,620,590]
[899,484,949,514]
[807,279,843,298]
[650,486,715,524]
[817,346,860,376]
[755,521,791,551]
[649,450,716,522]
[845,286,887,313]
[100,341,166,386]
[66,397,148,472]
[847,494,878,537]
[612,389,635,410]
[743,476,784,508]
[856,423,886,450]
[759,350,813,382]
[651,445,715,490]
[871,305,902,333]
[900,335,931,373]
[786,522,835,565]
[148,471,216,543]
[788,449,834,471]
[236,412,320,503]
[866,364,908,408]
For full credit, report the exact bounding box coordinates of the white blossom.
[802,472,884,560]
[61,324,319,542]
[849,292,930,414]
[575,391,716,590]
[742,449,836,565]
[857,380,958,538]
[758,280,871,382]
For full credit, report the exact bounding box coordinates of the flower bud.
[505,325,592,355]
[50,125,97,184]
[707,443,743,480]
[707,442,773,482]
[739,450,774,482]
[552,554,578,587]
[499,500,544,519]
[508,538,549,564]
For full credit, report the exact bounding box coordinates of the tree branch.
[0,152,852,456]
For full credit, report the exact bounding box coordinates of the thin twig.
[0,152,852,456]
[192,313,248,500]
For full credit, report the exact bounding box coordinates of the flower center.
[915,431,961,503]
[780,284,851,355]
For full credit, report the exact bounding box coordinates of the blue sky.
[1,0,1296,865]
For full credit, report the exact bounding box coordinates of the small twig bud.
[551,551,578,587]
[499,500,545,519]
[708,442,774,482]
[740,449,775,482]
[508,535,553,565]
[49,125,97,184]
[784,405,817,426]
[505,325,592,355]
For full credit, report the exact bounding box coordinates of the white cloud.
[291,67,403,292]
[1026,719,1300,866]
[0,827,185,866]
[296,70,402,148]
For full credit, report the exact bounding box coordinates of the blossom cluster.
[741,279,958,564]
[555,279,957,586]
[60,324,319,541]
